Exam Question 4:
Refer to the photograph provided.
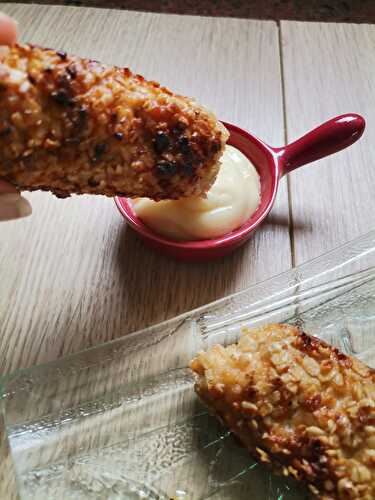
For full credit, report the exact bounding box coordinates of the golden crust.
[190,324,375,500]
[0,44,228,200]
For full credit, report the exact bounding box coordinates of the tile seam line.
[277,20,295,269]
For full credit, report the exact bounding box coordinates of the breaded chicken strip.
[0,44,228,199]
[191,324,375,499]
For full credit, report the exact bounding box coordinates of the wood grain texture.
[281,21,375,265]
[0,3,291,375]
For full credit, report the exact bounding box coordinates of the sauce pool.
[132,145,261,241]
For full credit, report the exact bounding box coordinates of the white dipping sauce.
[132,145,261,241]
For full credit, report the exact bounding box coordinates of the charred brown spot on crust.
[178,136,191,155]
[272,377,283,388]
[153,131,170,154]
[52,189,70,198]
[88,178,100,187]
[94,143,107,159]
[181,162,194,176]
[65,137,80,145]
[56,74,71,89]
[211,140,221,153]
[298,332,320,352]
[358,406,375,425]
[27,74,36,85]
[51,90,74,107]
[158,179,172,190]
[78,107,87,119]
[304,394,322,412]
[66,65,77,79]
[0,126,12,137]
[242,385,257,400]
[335,351,353,368]
[172,122,187,136]
[71,107,88,130]
[57,51,67,61]
[160,85,173,96]
[308,439,326,462]
[156,161,177,177]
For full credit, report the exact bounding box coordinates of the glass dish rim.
[2,228,375,392]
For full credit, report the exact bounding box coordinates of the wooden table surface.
[1,3,375,376]
[1,3,375,498]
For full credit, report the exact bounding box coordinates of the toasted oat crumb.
[190,324,375,499]
[0,44,228,200]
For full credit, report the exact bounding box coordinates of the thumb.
[0,12,17,45]
[0,182,32,221]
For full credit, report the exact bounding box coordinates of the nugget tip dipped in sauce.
[133,145,261,241]
[0,44,228,200]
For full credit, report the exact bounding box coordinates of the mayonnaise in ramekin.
[132,145,260,241]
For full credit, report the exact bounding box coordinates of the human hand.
[0,13,32,221]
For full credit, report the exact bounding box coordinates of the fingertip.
[0,12,17,45]
[0,195,32,221]
[0,179,19,194]
[17,196,32,218]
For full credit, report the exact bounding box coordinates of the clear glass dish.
[2,230,375,499]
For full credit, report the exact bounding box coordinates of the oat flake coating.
[190,324,375,499]
[0,44,228,199]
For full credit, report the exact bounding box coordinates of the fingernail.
[0,196,32,221]
[0,12,17,23]
[0,13,17,28]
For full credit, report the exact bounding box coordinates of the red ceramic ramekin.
[115,114,365,261]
